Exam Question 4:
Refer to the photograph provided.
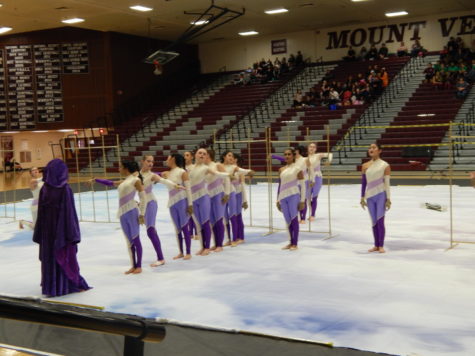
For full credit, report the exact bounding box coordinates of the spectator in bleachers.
[293,89,303,108]
[307,87,319,105]
[288,54,296,70]
[344,46,357,61]
[455,77,469,99]
[351,90,364,105]
[280,57,289,73]
[328,87,340,106]
[359,46,368,61]
[341,87,353,106]
[397,42,408,57]
[379,67,389,87]
[447,37,459,60]
[378,44,389,59]
[365,65,373,77]
[423,63,435,83]
[431,71,445,90]
[368,70,382,96]
[320,80,330,101]
[367,45,378,60]
[296,51,304,66]
[356,73,367,85]
[410,40,425,57]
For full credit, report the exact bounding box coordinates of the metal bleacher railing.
[453,100,475,161]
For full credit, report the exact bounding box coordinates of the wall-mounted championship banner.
[271,39,287,55]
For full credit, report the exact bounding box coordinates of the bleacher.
[359,82,467,171]
[237,56,410,171]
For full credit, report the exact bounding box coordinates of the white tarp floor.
[1,183,474,356]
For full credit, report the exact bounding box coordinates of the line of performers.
[24,142,392,296]
[91,148,253,275]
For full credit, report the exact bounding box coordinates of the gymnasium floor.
[1,183,474,356]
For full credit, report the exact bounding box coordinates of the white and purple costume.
[186,163,198,237]
[278,164,306,246]
[141,171,171,262]
[166,167,193,255]
[224,164,239,242]
[295,156,309,221]
[307,153,332,218]
[234,172,248,241]
[117,175,146,269]
[189,164,213,250]
[361,159,390,248]
[206,161,230,248]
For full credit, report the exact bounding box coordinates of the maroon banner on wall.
[271,39,287,55]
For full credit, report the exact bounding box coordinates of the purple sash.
[119,190,136,207]
[280,179,297,192]
[191,181,206,194]
[208,178,223,191]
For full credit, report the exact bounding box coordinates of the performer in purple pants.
[206,148,230,252]
[188,148,230,256]
[94,160,147,274]
[307,142,333,221]
[221,152,253,246]
[276,149,306,250]
[163,153,193,260]
[222,151,240,246]
[294,145,309,224]
[233,153,247,244]
[184,150,199,240]
[140,155,181,267]
[33,159,90,297]
[360,143,391,253]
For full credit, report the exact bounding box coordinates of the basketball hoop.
[153,60,163,75]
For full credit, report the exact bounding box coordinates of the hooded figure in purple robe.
[33,159,90,297]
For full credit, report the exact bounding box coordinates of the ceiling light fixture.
[32,130,49,133]
[57,129,75,132]
[239,31,258,36]
[191,20,209,25]
[0,27,12,34]
[385,11,408,17]
[61,18,84,24]
[130,5,153,12]
[265,8,288,14]
[2,131,19,134]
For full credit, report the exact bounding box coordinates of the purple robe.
[32,159,90,297]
